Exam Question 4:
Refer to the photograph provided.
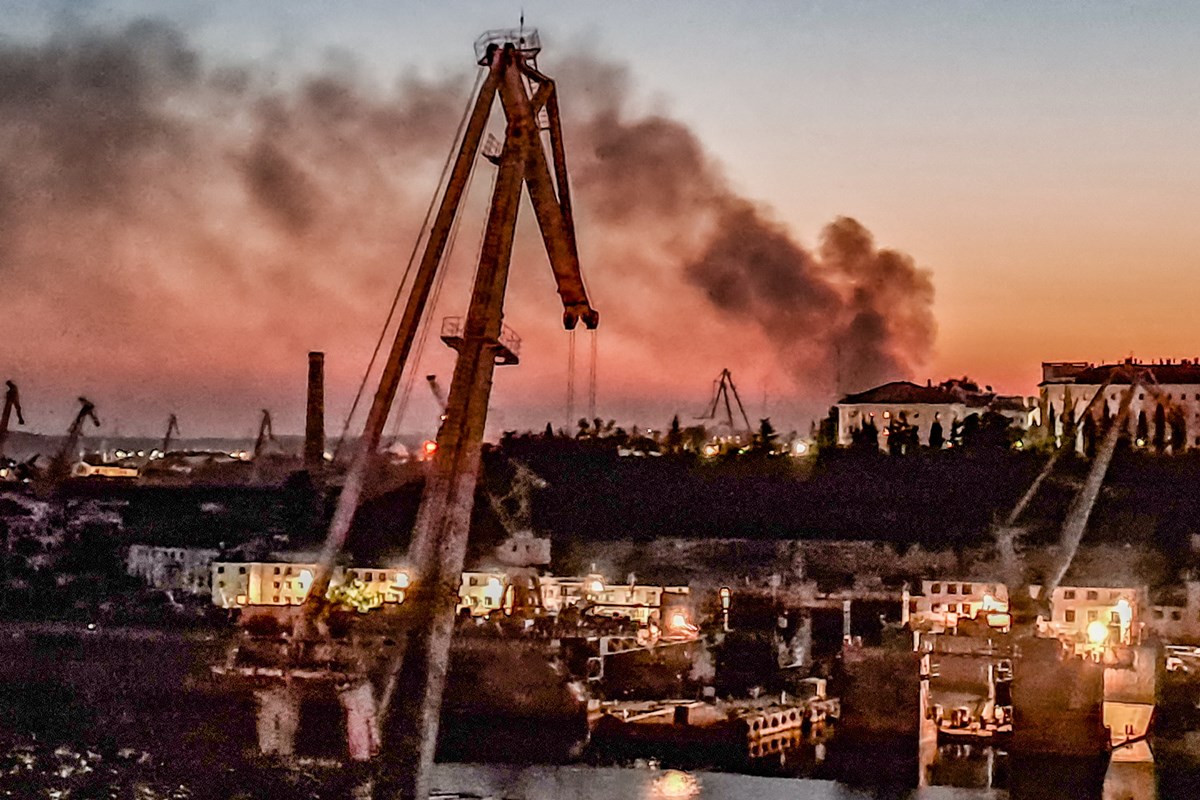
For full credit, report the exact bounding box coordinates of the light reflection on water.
[430,763,1006,800]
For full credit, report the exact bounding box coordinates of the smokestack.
[305,351,325,471]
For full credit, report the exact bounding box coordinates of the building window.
[963,583,973,595]
[273,582,280,589]
[273,596,280,603]
[239,567,246,575]
[1172,610,1183,621]
[274,567,281,575]
[932,603,941,612]
[1138,393,1144,400]
[1154,609,1165,620]
[1111,612,1120,623]
[908,600,918,614]
[1087,610,1098,622]
[218,566,225,574]
[365,572,373,582]
[1064,590,1076,600]
[947,584,958,595]
[1065,610,1076,623]
[218,581,225,588]
[931,583,941,594]
[947,604,958,613]
[469,577,478,587]
[1087,590,1098,601]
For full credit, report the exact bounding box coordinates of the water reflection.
[649,769,700,799]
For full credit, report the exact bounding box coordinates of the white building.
[903,579,1010,631]
[837,379,1037,452]
[210,561,684,623]
[127,544,220,595]
[1033,584,1144,653]
[1041,359,1200,453]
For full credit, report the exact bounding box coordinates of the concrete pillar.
[339,680,380,761]
[255,685,300,757]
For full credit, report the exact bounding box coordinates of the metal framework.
[225,32,601,800]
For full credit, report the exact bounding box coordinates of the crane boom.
[253,409,273,459]
[161,413,180,455]
[0,381,24,459]
[45,397,99,484]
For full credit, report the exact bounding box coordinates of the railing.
[440,316,521,361]
[473,28,541,63]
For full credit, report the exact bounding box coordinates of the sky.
[2,1,1199,440]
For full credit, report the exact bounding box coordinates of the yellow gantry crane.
[264,29,599,799]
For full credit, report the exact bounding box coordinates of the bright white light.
[794,442,808,455]
[394,571,410,589]
[483,577,504,604]
[1087,620,1109,645]
[703,444,719,457]
[295,569,314,596]
[669,612,688,629]
[589,579,604,594]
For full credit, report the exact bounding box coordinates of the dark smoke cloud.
[0,22,934,435]
[558,55,936,396]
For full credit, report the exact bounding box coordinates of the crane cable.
[384,157,494,446]
[331,67,488,462]
[566,329,576,430]
[588,328,598,421]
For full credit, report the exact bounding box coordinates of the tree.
[665,415,684,454]
[1170,407,1187,452]
[928,419,945,450]
[850,419,879,452]
[1154,404,1167,453]
[753,418,780,455]
[543,422,554,439]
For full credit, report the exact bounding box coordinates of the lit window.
[931,583,941,594]
[1087,610,1098,622]
[1065,609,1076,622]
[963,584,973,595]
[947,603,957,613]
[1111,612,1120,623]
[273,596,280,603]
[947,584,958,595]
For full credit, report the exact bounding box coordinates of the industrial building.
[836,378,1038,451]
[1041,359,1200,453]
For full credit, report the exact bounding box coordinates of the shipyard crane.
[0,380,24,461]
[252,409,274,459]
[999,364,1164,624]
[44,397,99,485]
[160,413,180,456]
[223,29,600,800]
[698,368,754,442]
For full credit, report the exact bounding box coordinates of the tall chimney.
[305,351,325,470]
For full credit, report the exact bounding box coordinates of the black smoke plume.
[0,22,934,433]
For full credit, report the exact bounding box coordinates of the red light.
[422,440,438,457]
